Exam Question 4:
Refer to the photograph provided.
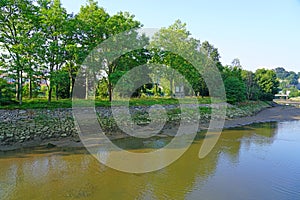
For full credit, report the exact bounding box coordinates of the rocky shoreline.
[1,102,299,151]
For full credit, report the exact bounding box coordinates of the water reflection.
[1,121,300,200]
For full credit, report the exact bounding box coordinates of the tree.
[108,48,152,98]
[241,70,260,100]
[37,0,69,103]
[224,76,246,104]
[0,0,39,104]
[200,41,224,72]
[285,86,300,98]
[150,20,201,97]
[286,71,298,85]
[63,14,80,98]
[52,69,70,99]
[104,12,143,101]
[255,68,279,100]
[75,0,109,71]
[222,65,246,103]
[275,67,289,80]
[0,78,15,105]
[231,58,241,68]
[222,65,243,80]
[201,41,221,63]
[76,1,142,101]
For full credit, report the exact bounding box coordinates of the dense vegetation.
[274,67,300,98]
[0,0,285,107]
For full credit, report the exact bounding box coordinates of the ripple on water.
[271,160,300,199]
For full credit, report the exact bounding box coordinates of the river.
[1,121,300,200]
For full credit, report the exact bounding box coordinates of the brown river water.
[1,121,300,200]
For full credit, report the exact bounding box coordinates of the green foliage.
[221,65,246,104]
[275,67,299,86]
[201,41,221,63]
[52,70,70,99]
[226,101,271,118]
[0,97,212,109]
[275,67,289,80]
[36,0,69,103]
[286,72,299,85]
[109,49,152,98]
[284,86,300,98]
[40,85,48,98]
[224,76,246,104]
[275,67,299,99]
[255,69,279,101]
[22,81,40,98]
[0,78,16,105]
[241,70,261,100]
[96,79,109,98]
[150,20,204,97]
[0,1,281,107]
[0,0,40,104]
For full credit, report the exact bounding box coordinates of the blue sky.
[61,0,300,72]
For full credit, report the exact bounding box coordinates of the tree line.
[275,67,300,98]
[0,0,280,105]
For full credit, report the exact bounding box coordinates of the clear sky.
[61,0,300,72]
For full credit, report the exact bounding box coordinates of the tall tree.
[286,71,298,85]
[104,12,142,101]
[224,76,246,104]
[108,48,151,98]
[76,1,142,101]
[150,20,201,97]
[37,0,69,103]
[201,41,221,63]
[274,67,289,80]
[255,68,279,100]
[222,65,246,103]
[242,70,260,100]
[0,0,39,104]
[200,40,223,71]
[231,58,241,68]
[0,77,15,105]
[63,14,80,98]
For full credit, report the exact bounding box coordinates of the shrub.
[224,76,246,104]
[0,78,16,105]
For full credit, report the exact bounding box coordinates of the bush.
[22,82,40,98]
[0,78,16,105]
[289,87,300,98]
[224,76,246,104]
[258,92,274,101]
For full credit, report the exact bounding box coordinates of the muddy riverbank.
[1,102,299,151]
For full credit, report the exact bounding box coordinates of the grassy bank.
[0,97,212,110]
[0,97,270,119]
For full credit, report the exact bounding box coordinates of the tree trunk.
[108,80,112,102]
[48,64,54,103]
[56,83,59,100]
[19,70,23,105]
[85,74,88,100]
[48,83,52,103]
[169,78,173,97]
[16,70,19,101]
[29,76,32,99]
[69,77,73,98]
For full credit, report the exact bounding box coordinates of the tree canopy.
[0,0,284,104]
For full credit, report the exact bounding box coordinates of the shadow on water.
[1,121,291,200]
[0,122,278,159]
[0,146,89,159]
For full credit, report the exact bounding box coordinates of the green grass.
[0,97,212,110]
